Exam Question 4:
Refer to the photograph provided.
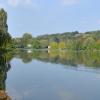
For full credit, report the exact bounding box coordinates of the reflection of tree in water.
[15,50,33,63]
[15,49,100,68]
[0,51,12,100]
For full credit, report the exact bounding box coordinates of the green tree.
[59,42,66,49]
[95,40,100,50]
[50,42,58,49]
[0,9,12,49]
[22,33,33,47]
[32,40,41,49]
[39,40,49,48]
[66,39,76,50]
[82,37,95,50]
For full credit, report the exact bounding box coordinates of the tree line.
[13,31,100,50]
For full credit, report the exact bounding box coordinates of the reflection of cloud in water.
[8,86,44,100]
[8,86,79,100]
[7,88,34,100]
[8,88,22,100]
[58,90,78,100]
[94,74,100,79]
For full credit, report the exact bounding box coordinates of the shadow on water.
[0,51,13,100]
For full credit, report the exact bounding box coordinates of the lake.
[0,50,100,100]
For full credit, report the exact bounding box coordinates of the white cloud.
[7,0,34,7]
[60,0,79,6]
[24,0,32,5]
[7,0,39,10]
[8,0,20,7]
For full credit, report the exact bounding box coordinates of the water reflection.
[14,50,100,68]
[1,50,100,100]
[12,50,100,75]
[0,51,12,100]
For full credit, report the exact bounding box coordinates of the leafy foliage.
[13,31,100,50]
[0,9,12,49]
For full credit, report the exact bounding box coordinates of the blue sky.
[0,0,100,37]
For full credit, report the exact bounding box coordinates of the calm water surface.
[0,50,100,100]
